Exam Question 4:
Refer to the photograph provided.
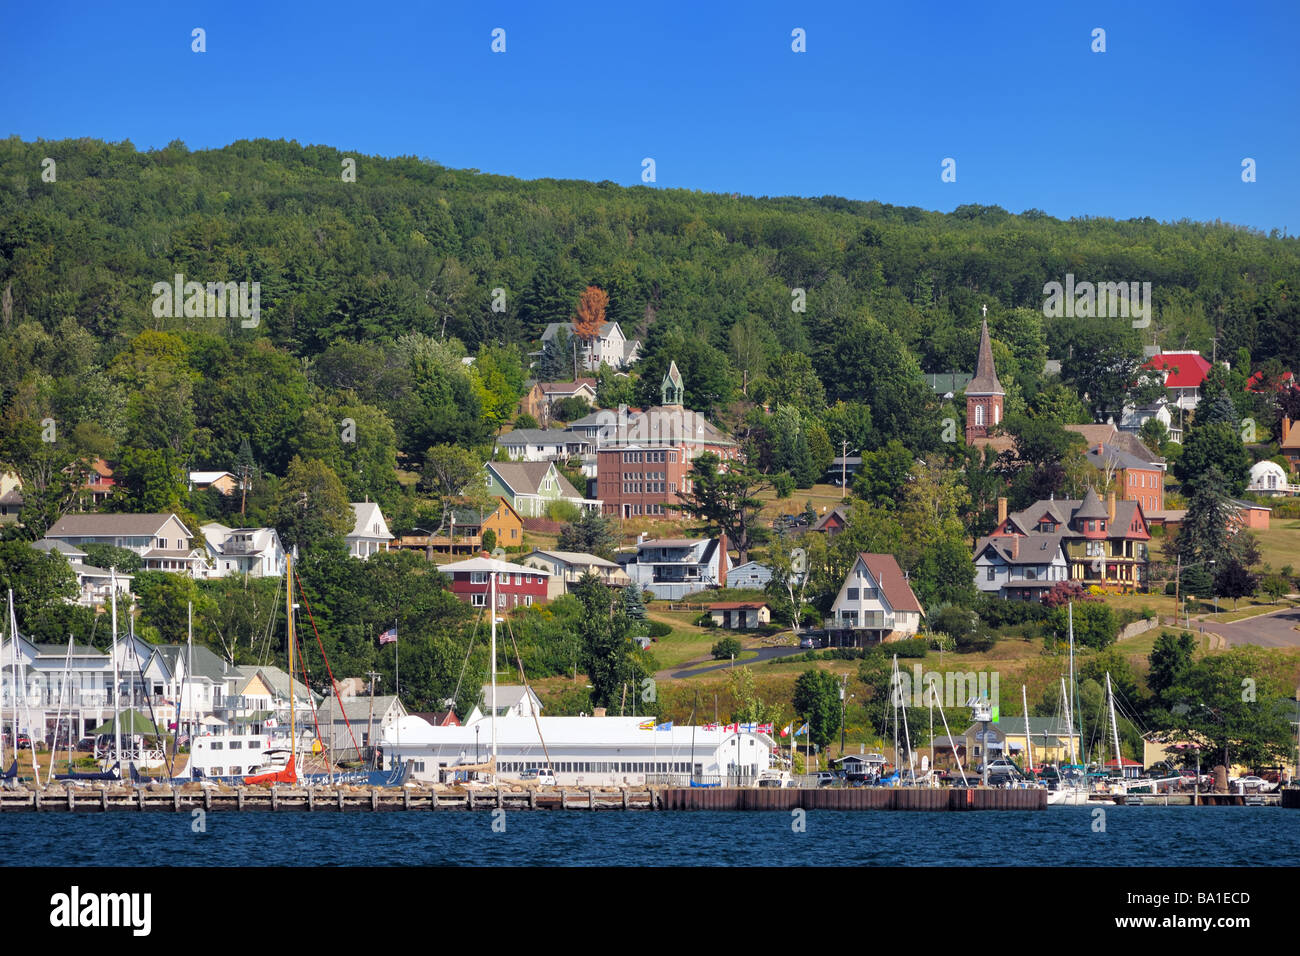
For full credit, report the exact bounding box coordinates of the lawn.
[1252,519,1300,572]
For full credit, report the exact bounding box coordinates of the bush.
[771,473,795,498]
[481,529,497,553]
[975,595,1051,627]
[711,636,742,659]
[647,621,672,638]
[695,613,716,628]
[514,413,539,430]
[890,637,928,659]
[545,499,581,522]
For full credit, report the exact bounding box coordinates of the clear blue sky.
[4,1,1297,232]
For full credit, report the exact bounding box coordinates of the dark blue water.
[3,807,1297,866]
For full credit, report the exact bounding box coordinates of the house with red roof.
[826,553,924,646]
[1142,351,1211,413]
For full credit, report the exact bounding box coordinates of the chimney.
[997,497,1008,525]
[1011,536,1018,559]
[1107,492,1116,522]
[593,707,606,718]
[1096,442,1104,455]
[1285,416,1293,440]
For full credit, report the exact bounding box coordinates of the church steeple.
[662,360,684,407]
[965,317,1005,444]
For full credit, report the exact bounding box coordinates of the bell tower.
[965,314,1005,444]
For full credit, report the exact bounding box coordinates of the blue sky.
[4,1,1297,231]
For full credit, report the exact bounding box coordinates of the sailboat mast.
[490,568,498,782]
[111,568,120,766]
[11,590,38,785]
[287,552,295,770]
[1061,677,1077,764]
[1107,672,1122,780]
[1022,685,1033,773]
[1068,602,1081,763]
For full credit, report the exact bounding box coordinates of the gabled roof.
[150,644,229,682]
[437,556,550,576]
[526,549,619,569]
[540,322,624,343]
[485,461,582,499]
[1143,351,1211,388]
[230,664,316,702]
[31,538,87,559]
[349,502,392,540]
[975,533,1068,565]
[477,684,542,712]
[496,428,585,446]
[966,319,1004,395]
[47,513,191,538]
[813,506,850,532]
[1085,444,1160,472]
[318,695,404,721]
[855,553,923,614]
[537,379,597,395]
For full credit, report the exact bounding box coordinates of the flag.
[758,723,774,734]
[704,723,719,731]
[781,724,792,737]
[726,722,739,733]
[639,719,655,730]
[655,721,673,731]
[740,722,757,733]
[794,722,809,737]
[379,627,398,645]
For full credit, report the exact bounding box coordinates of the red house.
[437,556,551,610]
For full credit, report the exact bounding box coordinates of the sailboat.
[56,572,123,782]
[244,552,299,786]
[1046,603,1090,805]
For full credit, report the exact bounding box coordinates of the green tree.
[557,507,618,560]
[676,452,771,564]
[421,443,482,532]
[1174,421,1250,496]
[273,456,353,553]
[1147,631,1197,711]
[0,540,76,629]
[573,572,644,711]
[711,636,742,659]
[791,668,842,750]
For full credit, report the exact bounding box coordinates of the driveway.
[1204,606,1300,648]
[664,645,810,680]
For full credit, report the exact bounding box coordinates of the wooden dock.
[0,785,1045,816]
[0,785,1047,812]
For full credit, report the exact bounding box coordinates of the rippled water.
[2,807,1297,866]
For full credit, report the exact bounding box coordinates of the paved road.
[665,646,809,680]
[1205,607,1300,648]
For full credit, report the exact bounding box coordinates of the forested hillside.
[2,135,1299,712]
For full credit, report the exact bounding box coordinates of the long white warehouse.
[380,713,776,788]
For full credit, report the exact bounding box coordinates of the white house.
[522,549,631,598]
[826,552,924,645]
[199,524,287,578]
[316,694,408,752]
[1248,460,1298,496]
[30,538,134,609]
[45,513,205,576]
[618,535,729,600]
[347,502,393,559]
[494,429,593,463]
[973,533,1071,601]
[466,684,544,722]
[141,644,232,734]
[540,321,641,371]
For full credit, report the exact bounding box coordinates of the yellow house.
[964,717,1082,767]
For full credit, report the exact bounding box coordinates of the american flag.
[379,627,398,645]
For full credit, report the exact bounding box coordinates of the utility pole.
[840,440,849,501]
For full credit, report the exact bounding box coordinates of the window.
[472,593,486,607]
[847,587,859,600]
[248,740,262,750]
[229,741,242,750]
[230,766,241,775]
[975,405,985,426]
[211,741,223,751]
[470,571,488,584]
[525,596,533,606]
[498,593,507,608]
[986,566,995,581]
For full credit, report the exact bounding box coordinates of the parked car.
[15,734,32,750]
[799,637,814,649]
[75,737,96,753]
[1234,775,1274,792]
[810,771,836,787]
[977,758,1021,776]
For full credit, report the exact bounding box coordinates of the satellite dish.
[492,547,506,559]
[790,548,807,574]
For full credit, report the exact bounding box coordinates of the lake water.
[3,806,1297,866]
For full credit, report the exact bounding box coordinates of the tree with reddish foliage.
[572,285,608,347]
[1042,580,1100,608]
